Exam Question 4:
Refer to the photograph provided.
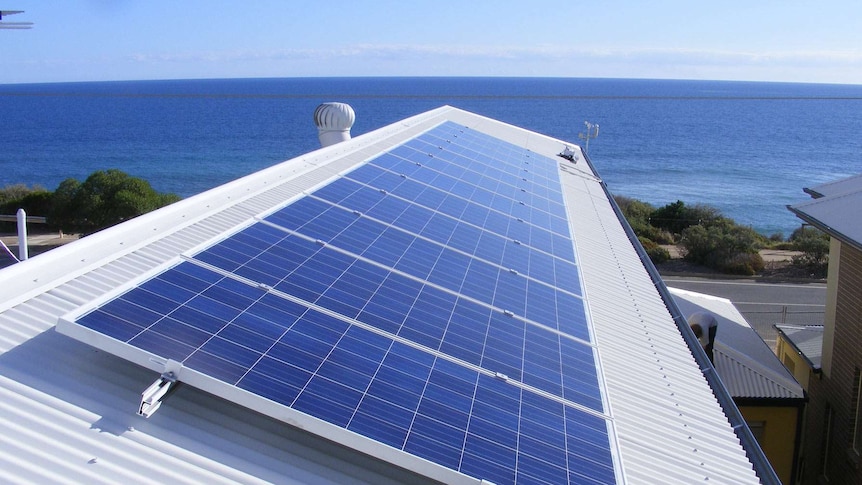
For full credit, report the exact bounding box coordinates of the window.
[783,353,796,374]
[747,420,766,442]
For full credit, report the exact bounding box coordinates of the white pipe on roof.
[17,208,28,261]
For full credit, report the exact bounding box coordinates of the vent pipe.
[17,208,28,261]
[314,102,355,148]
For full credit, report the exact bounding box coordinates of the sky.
[3,1,862,85]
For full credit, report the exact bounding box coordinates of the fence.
[740,306,825,347]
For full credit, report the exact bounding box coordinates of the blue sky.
[3,0,862,84]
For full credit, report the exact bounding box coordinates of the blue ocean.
[2,77,861,236]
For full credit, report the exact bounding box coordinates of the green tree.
[651,200,723,235]
[48,170,180,233]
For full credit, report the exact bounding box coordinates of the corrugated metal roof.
[775,324,823,370]
[0,106,767,484]
[790,173,862,249]
[804,173,862,198]
[669,288,804,401]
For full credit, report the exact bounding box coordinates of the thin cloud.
[127,44,862,67]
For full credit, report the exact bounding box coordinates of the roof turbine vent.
[314,102,355,148]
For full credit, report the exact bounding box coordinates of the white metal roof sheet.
[790,173,862,248]
[0,106,765,484]
[669,287,804,401]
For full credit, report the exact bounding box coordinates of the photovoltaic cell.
[66,121,617,484]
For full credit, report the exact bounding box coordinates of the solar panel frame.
[57,120,621,485]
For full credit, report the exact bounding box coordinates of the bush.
[0,184,51,214]
[790,226,829,277]
[49,169,180,233]
[0,184,53,232]
[615,196,675,244]
[680,220,764,275]
[650,200,723,235]
[638,236,671,264]
[767,232,786,243]
[721,252,765,275]
[616,195,773,275]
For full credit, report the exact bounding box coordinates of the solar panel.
[59,121,618,484]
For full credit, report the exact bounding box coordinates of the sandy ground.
[0,232,80,268]
[661,245,801,263]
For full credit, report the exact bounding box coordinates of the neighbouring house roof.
[775,324,824,371]
[790,173,862,250]
[803,173,862,199]
[669,288,805,402]
[0,106,769,484]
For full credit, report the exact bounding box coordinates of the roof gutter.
[582,152,782,484]
[787,204,862,254]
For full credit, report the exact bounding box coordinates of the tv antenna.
[1,10,33,29]
[578,121,599,155]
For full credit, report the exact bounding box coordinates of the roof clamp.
[138,360,182,418]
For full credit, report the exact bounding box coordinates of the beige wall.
[801,242,862,484]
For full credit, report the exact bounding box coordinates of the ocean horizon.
[2,76,861,236]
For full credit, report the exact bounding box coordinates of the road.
[662,275,827,347]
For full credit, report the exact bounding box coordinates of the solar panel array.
[67,122,617,484]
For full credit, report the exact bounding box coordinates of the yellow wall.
[740,405,799,485]
[776,336,812,391]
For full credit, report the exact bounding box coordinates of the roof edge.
[774,324,823,371]
[592,153,782,484]
[787,204,862,253]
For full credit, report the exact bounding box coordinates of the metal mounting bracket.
[138,359,182,418]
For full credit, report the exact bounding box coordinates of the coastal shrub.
[0,184,53,232]
[614,196,675,244]
[680,220,764,274]
[615,196,653,222]
[49,169,180,233]
[0,184,50,213]
[767,232,786,243]
[770,241,796,251]
[638,236,670,264]
[721,252,765,276]
[651,200,723,235]
[790,226,829,277]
